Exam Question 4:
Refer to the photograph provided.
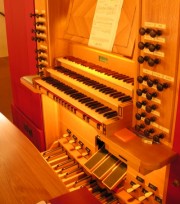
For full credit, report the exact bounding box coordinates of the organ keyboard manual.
[20,0,180,203]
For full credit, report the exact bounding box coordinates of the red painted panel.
[11,80,44,129]
[166,88,180,204]
[12,104,46,152]
[172,90,180,152]
[4,0,37,77]
[4,1,44,129]
[4,0,45,149]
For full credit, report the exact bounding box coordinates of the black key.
[100,88,114,93]
[85,101,97,107]
[105,113,118,119]
[64,89,78,95]
[71,93,86,99]
[112,74,124,79]
[87,101,100,107]
[74,95,86,100]
[95,106,109,112]
[99,87,109,92]
[104,111,116,117]
[104,111,118,118]
[90,104,104,110]
[79,97,93,103]
[105,90,117,95]
[110,92,124,98]
[118,95,132,102]
[93,84,106,90]
[98,107,112,114]
[123,77,134,83]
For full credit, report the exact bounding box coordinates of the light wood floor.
[0,57,12,121]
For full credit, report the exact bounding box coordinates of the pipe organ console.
[21,0,180,203]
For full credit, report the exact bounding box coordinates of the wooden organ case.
[21,0,180,203]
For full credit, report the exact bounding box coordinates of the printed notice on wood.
[88,0,124,52]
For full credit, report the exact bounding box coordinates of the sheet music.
[88,0,124,52]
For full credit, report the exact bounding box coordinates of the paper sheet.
[88,0,124,52]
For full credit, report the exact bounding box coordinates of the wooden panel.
[65,0,96,38]
[113,0,136,56]
[0,113,67,203]
[134,0,180,145]
[64,0,137,57]
[12,104,46,151]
